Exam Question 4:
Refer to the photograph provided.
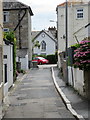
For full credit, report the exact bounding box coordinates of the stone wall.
[0,0,3,118]
[3,9,28,49]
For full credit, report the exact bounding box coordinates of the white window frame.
[3,11,9,23]
[76,8,83,19]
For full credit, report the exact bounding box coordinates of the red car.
[32,57,49,65]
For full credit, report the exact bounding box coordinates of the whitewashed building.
[3,39,13,96]
[56,1,90,96]
[32,30,57,56]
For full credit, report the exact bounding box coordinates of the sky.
[18,0,65,31]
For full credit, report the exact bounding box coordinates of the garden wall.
[68,67,84,96]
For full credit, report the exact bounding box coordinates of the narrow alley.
[3,66,75,119]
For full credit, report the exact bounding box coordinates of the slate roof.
[16,49,28,58]
[32,30,57,43]
[31,31,40,40]
[57,1,88,7]
[3,0,33,15]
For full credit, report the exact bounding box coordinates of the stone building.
[0,0,3,118]
[56,1,90,97]
[3,0,33,70]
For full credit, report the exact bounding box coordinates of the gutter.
[3,38,14,45]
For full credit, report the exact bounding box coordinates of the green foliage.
[73,37,90,71]
[13,38,17,80]
[32,39,40,49]
[4,31,15,42]
[71,43,80,49]
[47,54,57,64]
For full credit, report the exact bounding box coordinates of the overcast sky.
[18,0,65,31]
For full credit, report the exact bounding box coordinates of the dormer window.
[77,8,83,19]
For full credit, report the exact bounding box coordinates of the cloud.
[18,0,65,30]
[19,0,65,13]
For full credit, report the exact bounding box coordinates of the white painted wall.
[28,11,32,63]
[3,44,13,96]
[68,67,84,96]
[57,2,89,95]
[20,55,28,70]
[57,3,89,52]
[34,32,56,55]
[57,6,66,53]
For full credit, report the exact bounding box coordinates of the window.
[4,55,7,59]
[4,64,7,83]
[3,11,9,23]
[3,28,9,32]
[77,8,83,19]
[41,41,46,51]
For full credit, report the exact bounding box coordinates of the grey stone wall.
[3,9,28,49]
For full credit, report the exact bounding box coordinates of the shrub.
[47,54,57,64]
[73,37,90,71]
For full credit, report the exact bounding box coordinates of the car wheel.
[39,62,42,65]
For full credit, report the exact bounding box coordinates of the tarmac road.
[3,65,76,119]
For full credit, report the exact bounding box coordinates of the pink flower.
[80,40,90,44]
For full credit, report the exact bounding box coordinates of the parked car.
[32,57,49,64]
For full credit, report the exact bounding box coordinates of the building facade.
[3,39,13,97]
[3,0,33,70]
[56,1,90,97]
[0,0,3,118]
[57,1,89,62]
[32,30,57,56]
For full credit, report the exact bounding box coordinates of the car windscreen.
[38,57,45,60]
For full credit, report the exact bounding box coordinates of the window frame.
[41,40,46,51]
[76,8,83,19]
[3,11,9,23]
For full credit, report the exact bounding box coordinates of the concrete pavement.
[2,65,76,119]
[52,66,88,120]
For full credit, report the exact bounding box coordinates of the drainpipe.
[65,0,68,85]
[18,9,21,49]
[13,8,26,49]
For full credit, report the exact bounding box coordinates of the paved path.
[52,67,88,120]
[3,66,75,118]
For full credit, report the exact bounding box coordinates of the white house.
[32,30,57,56]
[56,1,90,96]
[3,39,13,97]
